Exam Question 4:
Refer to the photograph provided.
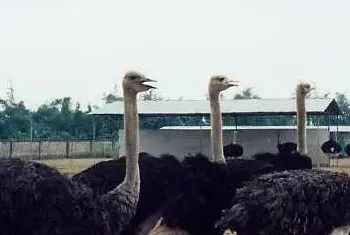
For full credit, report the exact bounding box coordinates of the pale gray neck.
[296,90,307,154]
[122,90,140,188]
[209,93,226,163]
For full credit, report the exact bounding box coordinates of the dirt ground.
[319,158,350,175]
[35,158,112,176]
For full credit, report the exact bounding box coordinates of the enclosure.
[92,98,342,166]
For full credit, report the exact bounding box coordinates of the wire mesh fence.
[0,138,120,160]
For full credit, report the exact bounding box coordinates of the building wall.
[119,128,330,166]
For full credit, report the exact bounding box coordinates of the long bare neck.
[296,89,307,154]
[209,93,226,163]
[122,89,140,188]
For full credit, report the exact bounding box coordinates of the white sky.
[1,0,350,110]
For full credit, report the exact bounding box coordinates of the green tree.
[335,92,350,115]
[102,83,123,104]
[233,88,261,99]
[0,84,33,139]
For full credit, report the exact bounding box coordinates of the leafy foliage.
[0,84,348,140]
[233,88,261,99]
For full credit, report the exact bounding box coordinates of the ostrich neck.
[296,91,307,154]
[122,90,140,188]
[209,93,226,163]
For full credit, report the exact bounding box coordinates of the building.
[90,98,341,166]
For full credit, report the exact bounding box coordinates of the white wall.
[119,128,330,165]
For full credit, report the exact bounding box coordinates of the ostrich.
[215,83,350,235]
[215,169,350,235]
[252,83,313,170]
[224,126,244,159]
[224,143,244,159]
[148,75,277,235]
[322,139,342,167]
[0,71,156,235]
[146,75,238,235]
[321,139,342,155]
[72,152,183,235]
[296,82,313,154]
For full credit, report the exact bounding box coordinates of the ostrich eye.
[219,77,225,82]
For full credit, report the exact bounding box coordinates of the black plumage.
[321,139,342,154]
[72,152,183,235]
[226,158,275,188]
[148,153,277,235]
[215,169,350,235]
[73,150,278,235]
[277,142,297,154]
[0,71,156,235]
[252,151,312,171]
[0,158,133,235]
[155,154,232,235]
[224,143,244,158]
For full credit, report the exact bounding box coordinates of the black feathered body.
[72,152,289,235]
[224,143,244,158]
[0,158,117,235]
[158,154,233,235]
[72,152,183,234]
[226,159,275,189]
[216,169,350,235]
[321,139,342,154]
[252,152,312,171]
[277,142,297,155]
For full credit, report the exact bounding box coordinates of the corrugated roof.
[159,126,350,133]
[90,98,341,116]
[160,125,350,132]
[160,125,330,130]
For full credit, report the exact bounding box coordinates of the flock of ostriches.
[1,71,350,235]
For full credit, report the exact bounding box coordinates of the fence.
[0,138,120,160]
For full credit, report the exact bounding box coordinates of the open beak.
[227,78,239,87]
[307,87,314,95]
[141,77,157,89]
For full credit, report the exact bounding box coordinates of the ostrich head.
[122,71,157,93]
[296,82,313,97]
[209,75,238,97]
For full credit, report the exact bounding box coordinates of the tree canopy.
[0,84,347,140]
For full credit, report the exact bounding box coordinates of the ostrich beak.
[141,78,157,89]
[227,79,239,87]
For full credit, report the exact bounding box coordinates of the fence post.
[66,138,69,158]
[112,138,116,155]
[102,141,105,157]
[89,139,93,156]
[38,139,42,160]
[9,140,13,159]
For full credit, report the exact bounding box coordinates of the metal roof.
[90,98,341,116]
[160,125,330,130]
[159,125,350,132]
[160,125,350,132]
